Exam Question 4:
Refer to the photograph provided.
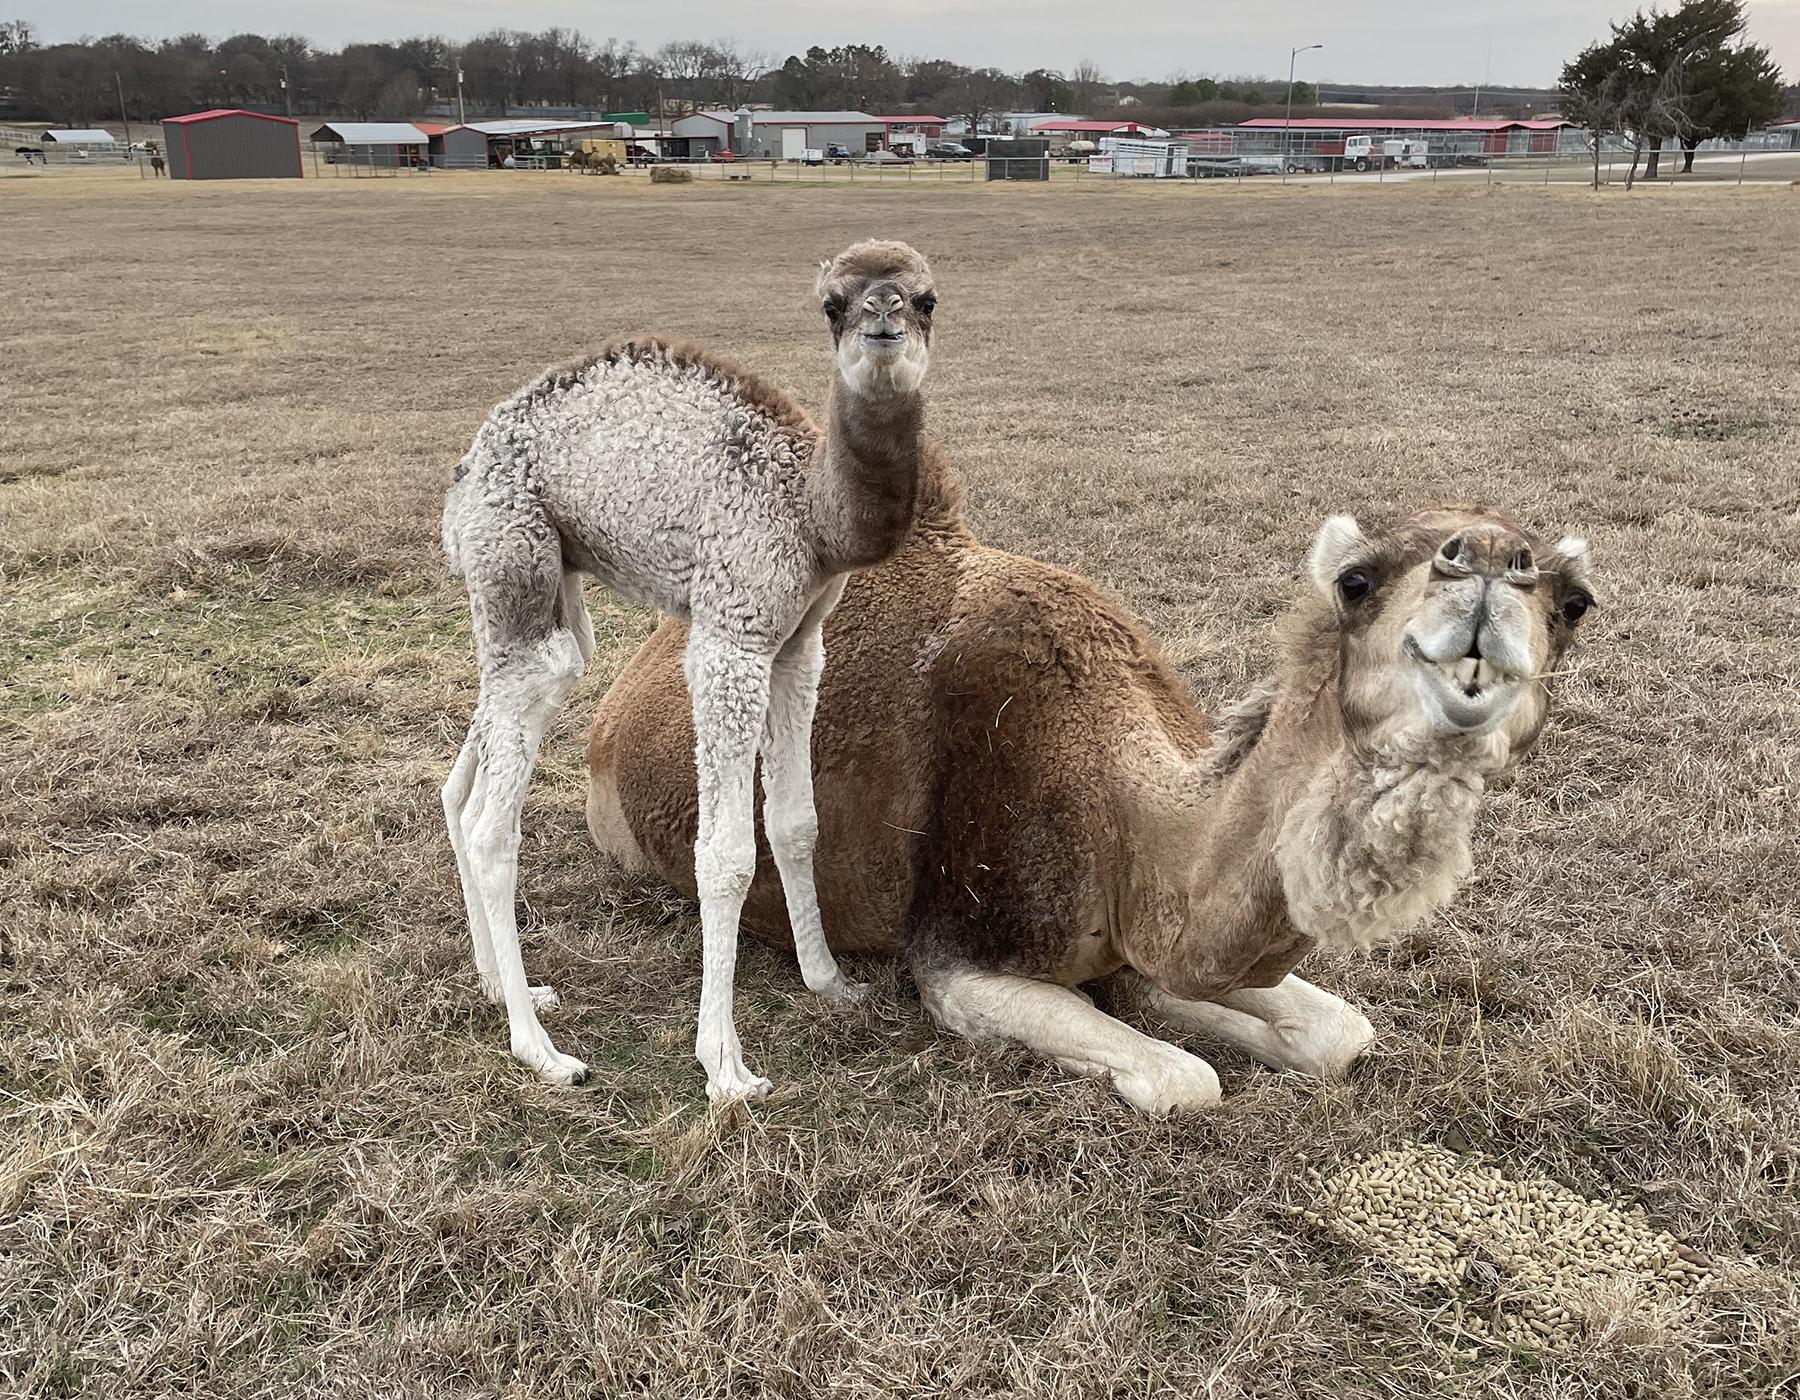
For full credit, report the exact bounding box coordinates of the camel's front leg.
[760,579,864,1004]
[1130,972,1374,1079]
[914,960,1222,1115]
[685,626,777,1104]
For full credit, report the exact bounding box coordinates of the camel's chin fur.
[838,337,929,397]
[1274,742,1495,952]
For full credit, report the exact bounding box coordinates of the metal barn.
[40,128,119,146]
[162,110,303,179]
[675,110,887,159]
[420,123,489,168]
[310,122,430,168]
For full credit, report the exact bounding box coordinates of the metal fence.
[295,143,1800,187]
[16,138,1792,190]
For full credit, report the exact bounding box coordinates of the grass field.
[3,171,1797,1398]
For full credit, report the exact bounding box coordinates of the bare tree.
[1071,58,1103,112]
[942,67,1016,133]
[704,39,769,111]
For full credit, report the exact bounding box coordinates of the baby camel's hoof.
[513,1039,590,1088]
[706,1068,775,1105]
[813,976,871,1006]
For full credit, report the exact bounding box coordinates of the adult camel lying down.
[586,455,1596,1112]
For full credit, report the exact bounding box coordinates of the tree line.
[1560,0,1788,187]
[0,23,1375,131]
[0,26,1098,127]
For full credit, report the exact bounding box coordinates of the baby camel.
[442,241,937,1100]
[587,467,1597,1113]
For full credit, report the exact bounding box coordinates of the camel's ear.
[815,259,834,299]
[1307,515,1364,597]
[1549,536,1592,588]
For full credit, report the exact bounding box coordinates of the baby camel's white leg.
[446,739,566,1015]
[442,737,499,995]
[916,962,1222,1116]
[1136,973,1375,1079]
[685,626,777,1104]
[459,627,590,1085]
[760,587,863,1003]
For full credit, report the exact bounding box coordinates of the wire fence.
[15,136,1797,190]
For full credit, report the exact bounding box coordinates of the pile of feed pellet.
[1301,1143,1718,1352]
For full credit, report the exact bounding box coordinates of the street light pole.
[457,63,466,125]
[1285,43,1323,174]
[114,70,130,146]
[279,63,292,119]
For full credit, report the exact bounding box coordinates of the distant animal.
[150,154,165,177]
[588,497,1598,1113]
[441,241,939,1101]
[15,145,42,165]
[567,148,621,176]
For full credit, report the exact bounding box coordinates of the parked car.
[925,142,972,160]
[710,148,737,162]
[864,148,912,164]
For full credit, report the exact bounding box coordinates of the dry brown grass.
[2,173,1797,1399]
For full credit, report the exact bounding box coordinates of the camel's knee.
[914,962,1048,1044]
[694,827,756,904]
[764,802,819,865]
[467,811,520,867]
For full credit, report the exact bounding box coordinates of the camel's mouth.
[1404,636,1521,731]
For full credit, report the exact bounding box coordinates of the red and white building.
[1232,117,1579,155]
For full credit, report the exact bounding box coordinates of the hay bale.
[650,166,693,185]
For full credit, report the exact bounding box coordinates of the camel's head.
[816,240,934,398]
[1303,504,1596,760]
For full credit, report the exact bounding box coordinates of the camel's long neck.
[1121,672,1500,999]
[808,377,925,573]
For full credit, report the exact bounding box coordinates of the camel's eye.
[1560,590,1592,625]
[913,291,936,316]
[1337,569,1372,604]
[822,300,843,325]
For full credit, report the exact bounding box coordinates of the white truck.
[1341,135,1429,171]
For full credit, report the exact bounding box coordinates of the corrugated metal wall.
[433,128,489,168]
[744,123,882,158]
[166,115,302,180]
[160,121,192,178]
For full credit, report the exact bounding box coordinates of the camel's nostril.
[1510,547,1535,574]
[1432,535,1468,578]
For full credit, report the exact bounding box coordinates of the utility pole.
[1472,40,1491,117]
[114,70,130,145]
[279,63,292,119]
[1285,43,1322,173]
[456,60,466,125]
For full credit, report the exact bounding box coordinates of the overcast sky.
[36,0,1800,88]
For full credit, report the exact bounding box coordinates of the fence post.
[1739,147,1746,186]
